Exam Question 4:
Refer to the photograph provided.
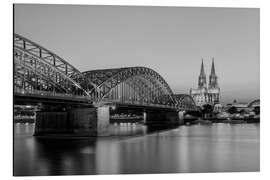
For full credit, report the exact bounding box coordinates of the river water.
[14,123,259,176]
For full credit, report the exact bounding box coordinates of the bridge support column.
[34,107,110,137]
[178,111,185,125]
[143,112,147,124]
[145,110,182,125]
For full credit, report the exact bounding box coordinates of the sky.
[14,4,260,104]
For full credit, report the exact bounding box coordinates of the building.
[226,99,260,113]
[190,58,221,107]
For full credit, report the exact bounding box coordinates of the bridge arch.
[83,67,176,106]
[172,94,197,110]
[14,34,197,111]
[248,99,260,108]
[14,34,94,96]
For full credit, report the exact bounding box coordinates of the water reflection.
[108,123,147,136]
[14,123,259,176]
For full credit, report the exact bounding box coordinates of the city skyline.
[14,4,260,104]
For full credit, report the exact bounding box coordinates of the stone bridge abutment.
[34,106,110,137]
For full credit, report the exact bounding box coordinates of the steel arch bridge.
[172,94,197,111]
[14,33,94,97]
[248,99,260,108]
[82,67,176,107]
[14,34,197,111]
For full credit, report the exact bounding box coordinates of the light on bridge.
[111,105,116,111]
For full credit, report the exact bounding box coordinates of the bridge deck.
[14,89,92,105]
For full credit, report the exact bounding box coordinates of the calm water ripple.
[14,123,260,176]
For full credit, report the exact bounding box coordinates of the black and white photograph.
[13,3,260,176]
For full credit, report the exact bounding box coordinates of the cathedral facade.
[190,58,220,107]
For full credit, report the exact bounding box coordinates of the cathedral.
[190,58,220,107]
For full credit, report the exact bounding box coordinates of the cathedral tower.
[198,59,207,88]
[190,58,221,107]
[208,58,218,88]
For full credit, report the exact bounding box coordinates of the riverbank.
[185,117,260,125]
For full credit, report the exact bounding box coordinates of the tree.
[201,104,213,118]
[186,110,202,117]
[227,106,237,114]
[239,109,246,115]
[254,106,260,115]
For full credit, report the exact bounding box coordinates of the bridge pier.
[178,111,185,125]
[144,110,184,125]
[34,107,110,137]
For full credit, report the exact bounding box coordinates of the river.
[14,123,259,176]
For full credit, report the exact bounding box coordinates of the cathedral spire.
[191,58,221,106]
[198,58,207,88]
[200,58,206,76]
[210,58,216,76]
[209,57,218,88]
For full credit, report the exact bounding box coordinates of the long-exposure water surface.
[14,123,259,176]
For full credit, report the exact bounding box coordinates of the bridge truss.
[83,67,176,107]
[248,99,260,108]
[173,94,198,111]
[14,34,94,97]
[14,34,197,110]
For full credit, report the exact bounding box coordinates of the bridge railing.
[99,98,176,109]
[14,87,92,101]
[14,88,197,110]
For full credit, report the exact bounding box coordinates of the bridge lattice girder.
[14,56,69,93]
[83,67,176,106]
[14,34,93,96]
[248,99,260,108]
[173,94,198,111]
[14,34,197,110]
